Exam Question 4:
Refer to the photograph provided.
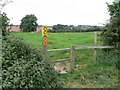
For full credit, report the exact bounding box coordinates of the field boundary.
[45,32,114,72]
[47,45,114,72]
[47,46,113,52]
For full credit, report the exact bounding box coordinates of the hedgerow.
[2,30,63,88]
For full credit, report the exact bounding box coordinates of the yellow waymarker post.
[42,26,48,37]
[42,26,48,59]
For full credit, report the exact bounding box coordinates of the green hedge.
[2,30,63,88]
[97,50,118,67]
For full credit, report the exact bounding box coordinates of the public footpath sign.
[42,26,48,59]
[42,26,48,45]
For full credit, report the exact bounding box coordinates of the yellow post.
[42,26,48,60]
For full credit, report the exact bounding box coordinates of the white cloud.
[2,0,114,25]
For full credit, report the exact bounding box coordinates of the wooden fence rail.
[70,45,114,71]
[46,32,114,72]
[75,46,113,49]
[47,48,70,52]
[47,45,114,72]
[47,46,113,52]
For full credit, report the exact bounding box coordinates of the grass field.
[11,32,118,88]
[11,32,102,49]
[10,32,102,61]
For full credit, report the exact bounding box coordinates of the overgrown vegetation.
[100,1,120,85]
[100,1,120,48]
[2,30,63,88]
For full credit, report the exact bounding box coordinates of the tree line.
[11,14,102,32]
[1,0,120,48]
[49,24,102,32]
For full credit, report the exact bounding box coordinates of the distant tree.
[100,1,120,48]
[52,24,70,32]
[52,24,101,32]
[20,14,38,32]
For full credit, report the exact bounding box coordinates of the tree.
[100,1,120,49]
[0,0,12,36]
[0,12,9,30]
[20,14,38,32]
[0,12,10,36]
[0,0,12,29]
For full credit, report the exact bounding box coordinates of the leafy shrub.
[2,32,62,88]
[100,2,120,48]
[97,50,119,67]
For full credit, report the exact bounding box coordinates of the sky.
[2,0,114,26]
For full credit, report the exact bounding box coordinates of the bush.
[97,50,119,68]
[2,31,63,88]
[100,1,120,48]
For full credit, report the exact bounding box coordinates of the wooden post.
[70,45,75,72]
[42,26,48,60]
[94,32,97,64]
[42,37,47,59]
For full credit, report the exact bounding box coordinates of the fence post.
[70,45,75,72]
[94,32,97,64]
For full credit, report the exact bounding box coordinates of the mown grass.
[11,32,118,88]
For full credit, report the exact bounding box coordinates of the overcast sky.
[2,0,114,26]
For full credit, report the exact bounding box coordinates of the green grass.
[10,32,102,49]
[60,63,118,88]
[10,32,102,61]
[10,32,118,88]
